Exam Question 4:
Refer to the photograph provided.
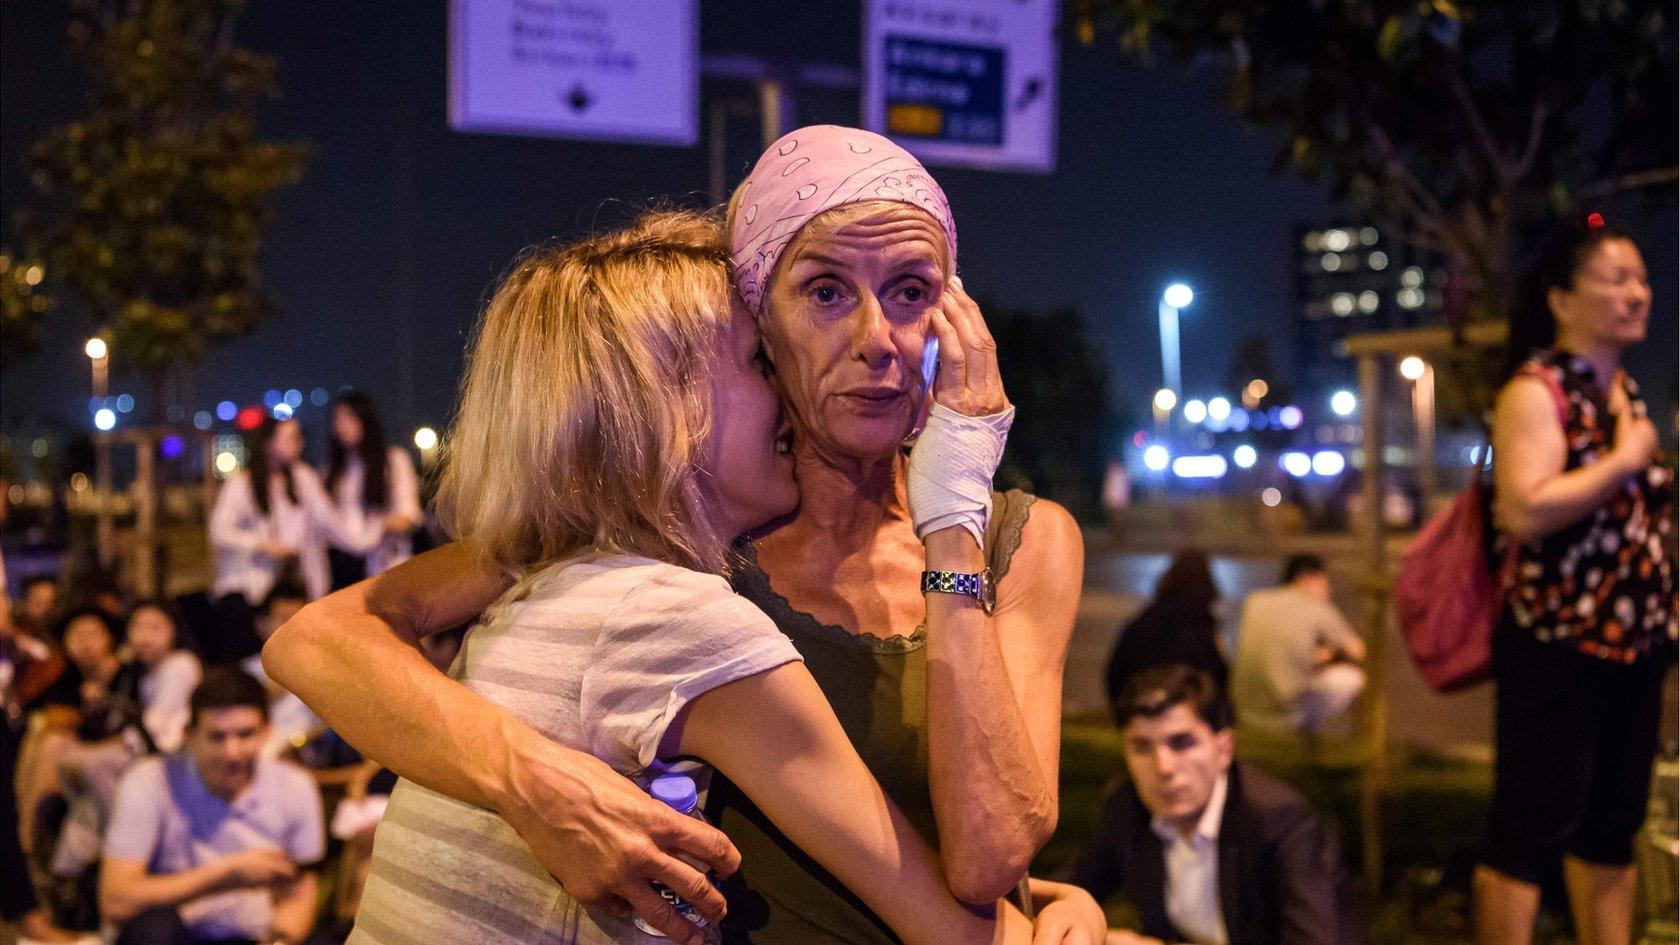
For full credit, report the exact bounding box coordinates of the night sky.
[3,0,1674,451]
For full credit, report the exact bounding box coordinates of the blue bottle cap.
[649,774,698,814]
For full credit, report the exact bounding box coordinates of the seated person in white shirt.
[239,582,322,761]
[50,601,203,877]
[99,667,324,945]
[1064,665,1359,945]
[1230,555,1367,735]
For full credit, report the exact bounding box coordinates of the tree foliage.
[1073,0,1676,320]
[986,299,1114,520]
[5,0,308,396]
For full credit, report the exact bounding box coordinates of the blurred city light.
[31,439,48,458]
[1330,390,1358,417]
[236,406,265,431]
[84,337,108,360]
[1280,451,1313,477]
[1163,283,1194,309]
[1320,253,1342,272]
[1172,454,1228,479]
[1232,444,1258,469]
[216,400,238,422]
[1183,399,1208,424]
[1278,405,1304,429]
[1397,287,1425,309]
[1153,388,1178,413]
[215,451,239,476]
[160,435,185,460]
[1312,450,1347,476]
[414,426,440,451]
[1207,397,1232,422]
[1228,410,1251,432]
[1400,356,1427,380]
[1358,290,1380,313]
[1401,266,1424,287]
[1243,379,1269,405]
[1261,487,1283,508]
[272,403,294,420]
[1330,293,1355,317]
[194,411,213,430]
[94,408,116,431]
[1366,251,1388,271]
[1142,445,1170,472]
[263,389,282,408]
[1323,229,1351,252]
[284,389,304,409]
[116,393,135,414]
[70,472,89,492]
[310,387,330,406]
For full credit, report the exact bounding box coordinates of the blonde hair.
[435,209,736,577]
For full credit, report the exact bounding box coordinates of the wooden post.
[1356,353,1391,889]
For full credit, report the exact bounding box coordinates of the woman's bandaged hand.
[907,402,1014,546]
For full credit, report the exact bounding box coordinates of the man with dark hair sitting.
[1230,554,1366,735]
[99,667,324,945]
[1065,665,1358,945]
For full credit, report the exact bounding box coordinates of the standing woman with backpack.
[316,390,423,590]
[1476,220,1676,945]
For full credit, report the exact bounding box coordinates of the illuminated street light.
[1232,445,1258,469]
[1330,390,1358,417]
[1183,399,1208,425]
[1207,397,1232,423]
[1399,356,1427,381]
[414,426,439,451]
[1143,445,1170,472]
[1159,284,1194,396]
[1153,388,1178,413]
[85,337,108,361]
[94,408,116,431]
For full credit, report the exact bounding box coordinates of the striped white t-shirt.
[351,555,801,945]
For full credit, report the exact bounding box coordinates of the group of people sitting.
[2,570,394,945]
[1106,551,1368,739]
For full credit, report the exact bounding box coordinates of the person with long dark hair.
[316,390,422,590]
[1104,550,1227,707]
[207,416,329,664]
[1476,220,1675,945]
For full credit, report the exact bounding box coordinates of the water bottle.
[633,773,715,939]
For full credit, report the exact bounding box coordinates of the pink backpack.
[1395,367,1566,693]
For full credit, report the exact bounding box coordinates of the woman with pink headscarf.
[265,127,1098,943]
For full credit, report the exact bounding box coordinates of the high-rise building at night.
[1293,223,1444,395]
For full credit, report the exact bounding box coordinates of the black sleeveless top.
[710,490,1038,944]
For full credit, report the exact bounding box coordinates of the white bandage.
[907,402,1015,546]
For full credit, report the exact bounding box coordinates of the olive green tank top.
[711,490,1038,945]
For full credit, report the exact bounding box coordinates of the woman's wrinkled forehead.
[782,202,950,277]
[730,125,956,312]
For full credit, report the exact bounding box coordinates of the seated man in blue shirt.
[99,667,324,945]
[1065,665,1359,945]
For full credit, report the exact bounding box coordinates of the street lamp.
[1159,283,1193,397]
[1330,389,1358,418]
[87,337,113,565]
[1399,357,1436,497]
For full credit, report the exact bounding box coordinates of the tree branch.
[1510,101,1548,183]
[1448,74,1515,184]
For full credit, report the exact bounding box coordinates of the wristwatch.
[921,568,997,615]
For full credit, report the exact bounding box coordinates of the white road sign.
[450,0,697,146]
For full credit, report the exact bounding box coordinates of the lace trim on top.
[732,490,1040,655]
